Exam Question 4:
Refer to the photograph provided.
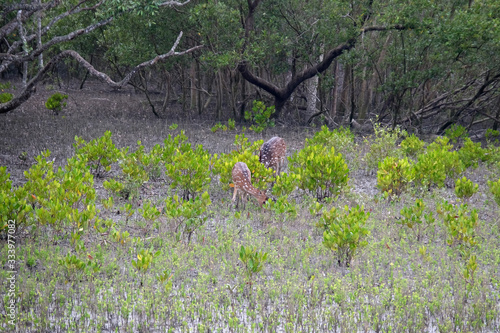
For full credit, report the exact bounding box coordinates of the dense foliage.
[1,0,499,133]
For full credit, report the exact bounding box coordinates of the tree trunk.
[37,0,43,69]
[493,96,500,131]
[190,60,197,111]
[216,70,223,120]
[240,74,247,122]
[331,61,344,122]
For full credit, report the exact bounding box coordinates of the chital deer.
[232,162,268,209]
[259,137,286,175]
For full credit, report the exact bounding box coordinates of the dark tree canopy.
[1,0,500,133]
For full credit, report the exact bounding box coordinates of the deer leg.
[232,186,239,209]
[241,192,247,210]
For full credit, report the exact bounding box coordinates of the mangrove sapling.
[156,269,174,295]
[132,248,160,286]
[138,201,161,234]
[454,177,479,203]
[238,245,269,288]
[74,131,123,178]
[264,195,297,229]
[289,144,349,201]
[164,192,211,243]
[437,201,479,254]
[377,156,415,198]
[320,205,370,268]
[363,123,406,173]
[398,199,435,242]
[488,178,500,206]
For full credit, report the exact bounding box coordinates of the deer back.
[259,137,286,172]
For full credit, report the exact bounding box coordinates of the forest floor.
[1,81,500,332]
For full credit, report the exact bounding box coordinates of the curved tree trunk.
[237,0,406,120]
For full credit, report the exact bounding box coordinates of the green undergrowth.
[1,126,500,332]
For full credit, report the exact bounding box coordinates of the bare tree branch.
[0,33,203,114]
[158,0,191,8]
[2,0,60,16]
[0,17,114,73]
[0,1,61,40]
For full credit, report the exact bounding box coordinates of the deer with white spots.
[231,162,268,209]
[259,137,286,175]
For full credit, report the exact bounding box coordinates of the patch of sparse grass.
[2,123,500,332]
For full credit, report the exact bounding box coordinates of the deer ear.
[229,183,235,188]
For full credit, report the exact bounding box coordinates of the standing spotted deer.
[259,137,286,175]
[231,162,268,209]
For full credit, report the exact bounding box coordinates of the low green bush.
[45,92,68,114]
[164,192,211,243]
[377,156,415,197]
[364,123,405,172]
[166,144,211,200]
[245,100,275,133]
[488,178,500,207]
[437,201,479,252]
[21,151,97,241]
[0,167,32,234]
[414,138,464,189]
[320,205,370,268]
[400,133,426,158]
[398,199,435,241]
[289,144,349,200]
[0,92,13,104]
[454,177,478,202]
[444,124,468,145]
[306,125,356,155]
[271,172,300,197]
[458,138,487,168]
[74,131,123,177]
[239,245,268,283]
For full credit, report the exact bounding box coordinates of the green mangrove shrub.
[400,133,426,158]
[138,201,161,233]
[58,252,99,282]
[271,172,300,197]
[245,100,275,133]
[377,156,415,197]
[444,124,468,145]
[164,192,211,243]
[0,92,13,104]
[488,178,500,206]
[238,245,268,284]
[289,144,349,200]
[211,119,235,132]
[437,201,479,252]
[458,138,487,169]
[74,130,123,177]
[132,248,161,284]
[45,92,68,114]
[166,144,211,200]
[23,151,97,236]
[306,125,356,155]
[0,167,32,234]
[454,177,478,202]
[320,205,370,267]
[364,123,405,172]
[414,138,464,189]
[398,199,435,242]
[265,194,297,226]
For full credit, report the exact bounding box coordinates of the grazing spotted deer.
[231,162,268,209]
[259,137,286,175]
